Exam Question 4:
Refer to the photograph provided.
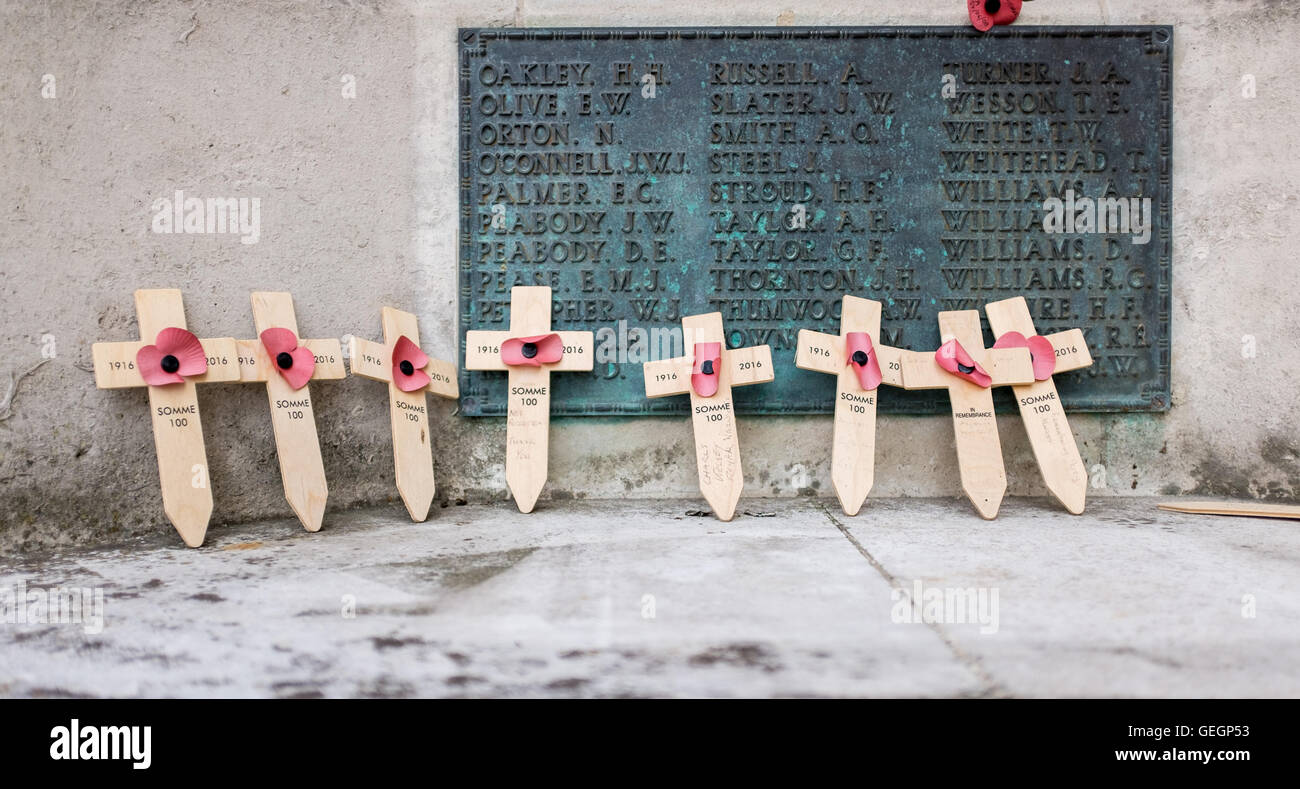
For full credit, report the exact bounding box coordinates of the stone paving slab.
[0,497,1294,698]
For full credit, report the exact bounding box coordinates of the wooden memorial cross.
[642,312,774,521]
[464,285,594,513]
[899,310,1035,519]
[348,307,459,521]
[236,291,346,532]
[91,289,241,547]
[794,295,908,516]
[984,296,1094,514]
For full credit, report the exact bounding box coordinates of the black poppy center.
[521,342,538,359]
[984,0,1001,15]
[276,351,294,370]
[160,354,180,374]
[851,350,869,366]
[701,360,715,376]
[957,362,976,374]
[399,360,415,376]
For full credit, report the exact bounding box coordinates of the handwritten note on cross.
[236,291,346,532]
[464,286,594,513]
[984,296,1095,514]
[900,309,1034,519]
[795,295,907,516]
[91,289,241,547]
[642,312,774,521]
[348,307,459,522]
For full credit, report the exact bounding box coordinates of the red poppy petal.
[154,327,208,377]
[845,332,883,391]
[992,330,1028,351]
[968,0,996,31]
[501,334,564,367]
[532,334,564,364]
[136,344,185,386]
[1025,335,1057,380]
[260,327,299,356]
[501,337,539,367]
[690,342,722,397]
[394,367,431,393]
[392,335,430,370]
[936,339,991,388]
[274,346,314,390]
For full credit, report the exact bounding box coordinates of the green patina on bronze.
[458,26,1171,415]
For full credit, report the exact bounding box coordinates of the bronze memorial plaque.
[458,27,1171,415]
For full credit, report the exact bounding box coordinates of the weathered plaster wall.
[2,0,1297,549]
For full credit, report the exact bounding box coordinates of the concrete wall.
[2,0,1297,549]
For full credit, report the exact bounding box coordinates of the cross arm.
[236,339,347,382]
[464,330,594,372]
[984,296,1092,376]
[643,355,692,398]
[795,329,841,376]
[348,336,391,382]
[986,347,1036,387]
[1043,328,1093,374]
[92,337,241,389]
[425,358,459,399]
[898,349,951,390]
[726,344,773,388]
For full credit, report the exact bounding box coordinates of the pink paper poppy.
[968,0,1022,32]
[844,332,883,391]
[392,335,431,393]
[691,342,722,398]
[136,327,208,386]
[936,338,992,388]
[260,327,315,390]
[501,333,564,367]
[993,330,1056,381]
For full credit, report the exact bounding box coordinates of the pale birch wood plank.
[133,289,212,548]
[829,296,882,517]
[464,331,510,371]
[1158,501,1300,519]
[465,286,593,513]
[92,338,240,388]
[727,344,774,388]
[794,329,841,376]
[985,296,1090,514]
[347,336,390,382]
[986,348,1036,387]
[683,312,744,522]
[505,286,556,514]
[939,310,1007,520]
[643,356,693,398]
[381,307,435,522]
[1045,328,1093,373]
[249,291,328,533]
[424,358,459,399]
[796,296,908,515]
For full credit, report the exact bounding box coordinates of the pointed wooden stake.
[464,286,594,513]
[984,296,1094,514]
[348,307,459,521]
[794,295,907,516]
[642,312,774,521]
[899,310,1034,519]
[91,289,241,547]
[237,292,346,532]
